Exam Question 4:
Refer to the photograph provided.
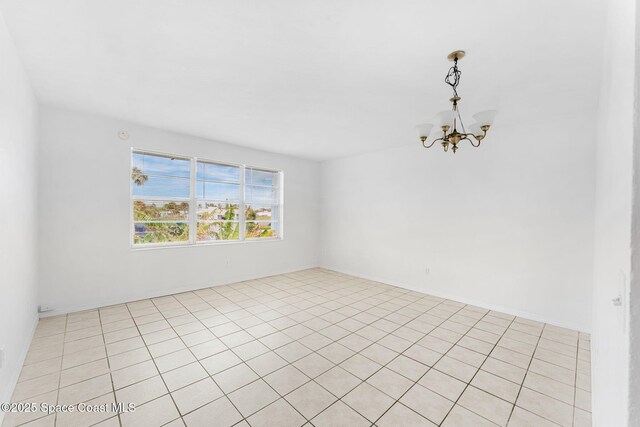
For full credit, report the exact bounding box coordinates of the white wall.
[631,2,640,419]
[320,110,596,331]
[0,10,39,420]
[37,107,320,315]
[592,0,636,425]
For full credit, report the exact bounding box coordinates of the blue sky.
[132,153,279,201]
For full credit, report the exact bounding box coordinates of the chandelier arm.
[460,134,482,148]
[423,137,443,149]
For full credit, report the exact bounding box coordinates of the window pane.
[133,200,189,221]
[245,185,279,204]
[245,221,278,239]
[133,222,189,244]
[245,168,278,186]
[245,205,277,221]
[132,152,190,178]
[197,202,239,221]
[197,162,240,182]
[197,182,240,201]
[197,221,239,241]
[131,175,190,198]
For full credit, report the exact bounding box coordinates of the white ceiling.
[0,0,605,160]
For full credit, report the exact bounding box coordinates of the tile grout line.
[300,297,464,425]
[155,272,450,425]
[258,274,584,424]
[10,269,590,427]
[120,302,185,427]
[353,301,475,426]
[147,290,280,427]
[371,305,503,426]
[173,272,439,426]
[505,322,553,426]
[438,313,517,426]
[21,286,576,427]
[26,289,515,424]
[572,334,580,427]
[97,306,123,427]
[53,314,68,427]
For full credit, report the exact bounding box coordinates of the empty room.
[0,0,638,426]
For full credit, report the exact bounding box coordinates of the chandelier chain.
[445,57,462,98]
[445,57,467,133]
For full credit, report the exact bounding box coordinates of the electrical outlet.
[0,347,5,369]
[425,267,430,275]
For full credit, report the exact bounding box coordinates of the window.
[245,168,281,239]
[131,150,283,247]
[131,152,191,245]
[196,161,241,242]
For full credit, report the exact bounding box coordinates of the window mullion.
[240,165,245,241]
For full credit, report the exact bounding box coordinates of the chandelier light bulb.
[415,123,434,141]
[472,110,498,127]
[468,123,484,137]
[436,110,456,129]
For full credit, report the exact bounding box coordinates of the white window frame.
[130,148,284,249]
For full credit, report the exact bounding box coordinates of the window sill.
[130,237,283,251]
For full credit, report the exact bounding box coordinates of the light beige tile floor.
[2,268,592,427]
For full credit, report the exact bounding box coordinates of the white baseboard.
[44,263,591,332]
[40,264,320,318]
[322,264,591,333]
[0,313,39,426]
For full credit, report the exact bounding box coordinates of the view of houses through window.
[131,150,282,246]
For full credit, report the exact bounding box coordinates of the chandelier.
[415,50,497,154]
